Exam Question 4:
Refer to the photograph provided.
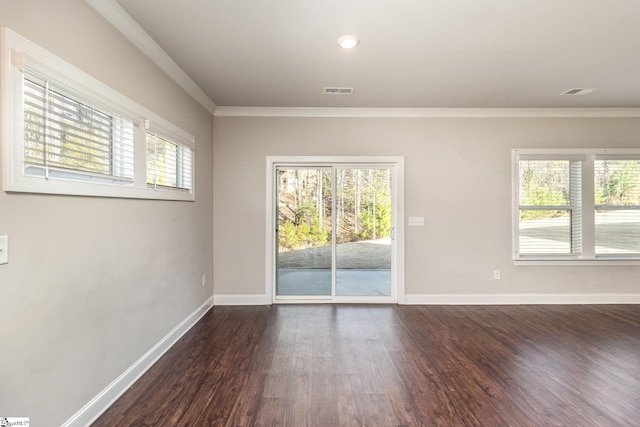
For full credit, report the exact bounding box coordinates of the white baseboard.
[61,296,214,427]
[212,293,640,306]
[213,294,269,305]
[403,293,640,305]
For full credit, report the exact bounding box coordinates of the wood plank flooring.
[92,304,640,426]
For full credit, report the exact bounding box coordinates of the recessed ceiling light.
[337,35,360,49]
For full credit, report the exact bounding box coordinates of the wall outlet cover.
[408,216,425,226]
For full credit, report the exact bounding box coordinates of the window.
[1,28,195,201]
[594,159,640,255]
[513,149,640,262]
[146,132,193,192]
[23,70,135,184]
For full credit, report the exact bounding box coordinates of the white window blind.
[518,160,582,256]
[22,70,135,184]
[594,159,640,255]
[146,133,193,191]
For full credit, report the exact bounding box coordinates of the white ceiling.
[114,0,640,109]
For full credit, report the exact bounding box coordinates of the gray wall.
[0,1,214,425]
[213,116,640,297]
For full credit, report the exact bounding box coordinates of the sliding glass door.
[275,164,396,302]
[335,168,392,297]
[276,168,332,297]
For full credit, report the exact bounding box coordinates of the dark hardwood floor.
[92,304,640,426]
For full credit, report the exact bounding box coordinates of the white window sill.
[514,258,640,266]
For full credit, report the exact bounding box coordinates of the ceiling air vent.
[323,87,355,95]
[561,88,598,96]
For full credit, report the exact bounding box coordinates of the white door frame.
[265,156,405,304]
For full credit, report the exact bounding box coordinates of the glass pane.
[519,210,571,254]
[595,160,640,206]
[146,133,193,190]
[23,71,134,181]
[276,168,332,296]
[594,160,640,255]
[335,168,391,296]
[595,210,640,255]
[519,160,570,206]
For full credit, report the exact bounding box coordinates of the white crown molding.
[214,106,640,118]
[85,0,216,115]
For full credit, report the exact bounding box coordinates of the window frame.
[513,148,640,264]
[1,27,195,201]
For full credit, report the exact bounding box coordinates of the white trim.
[275,297,398,304]
[85,0,216,115]
[214,107,640,118]
[0,27,11,192]
[61,296,213,427]
[403,293,640,305]
[514,259,640,265]
[213,294,399,305]
[395,160,406,304]
[266,156,405,304]
[213,294,270,305]
[514,148,640,156]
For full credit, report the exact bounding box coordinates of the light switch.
[0,235,7,264]
[408,216,425,226]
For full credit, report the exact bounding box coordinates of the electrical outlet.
[493,269,501,280]
[201,274,207,287]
